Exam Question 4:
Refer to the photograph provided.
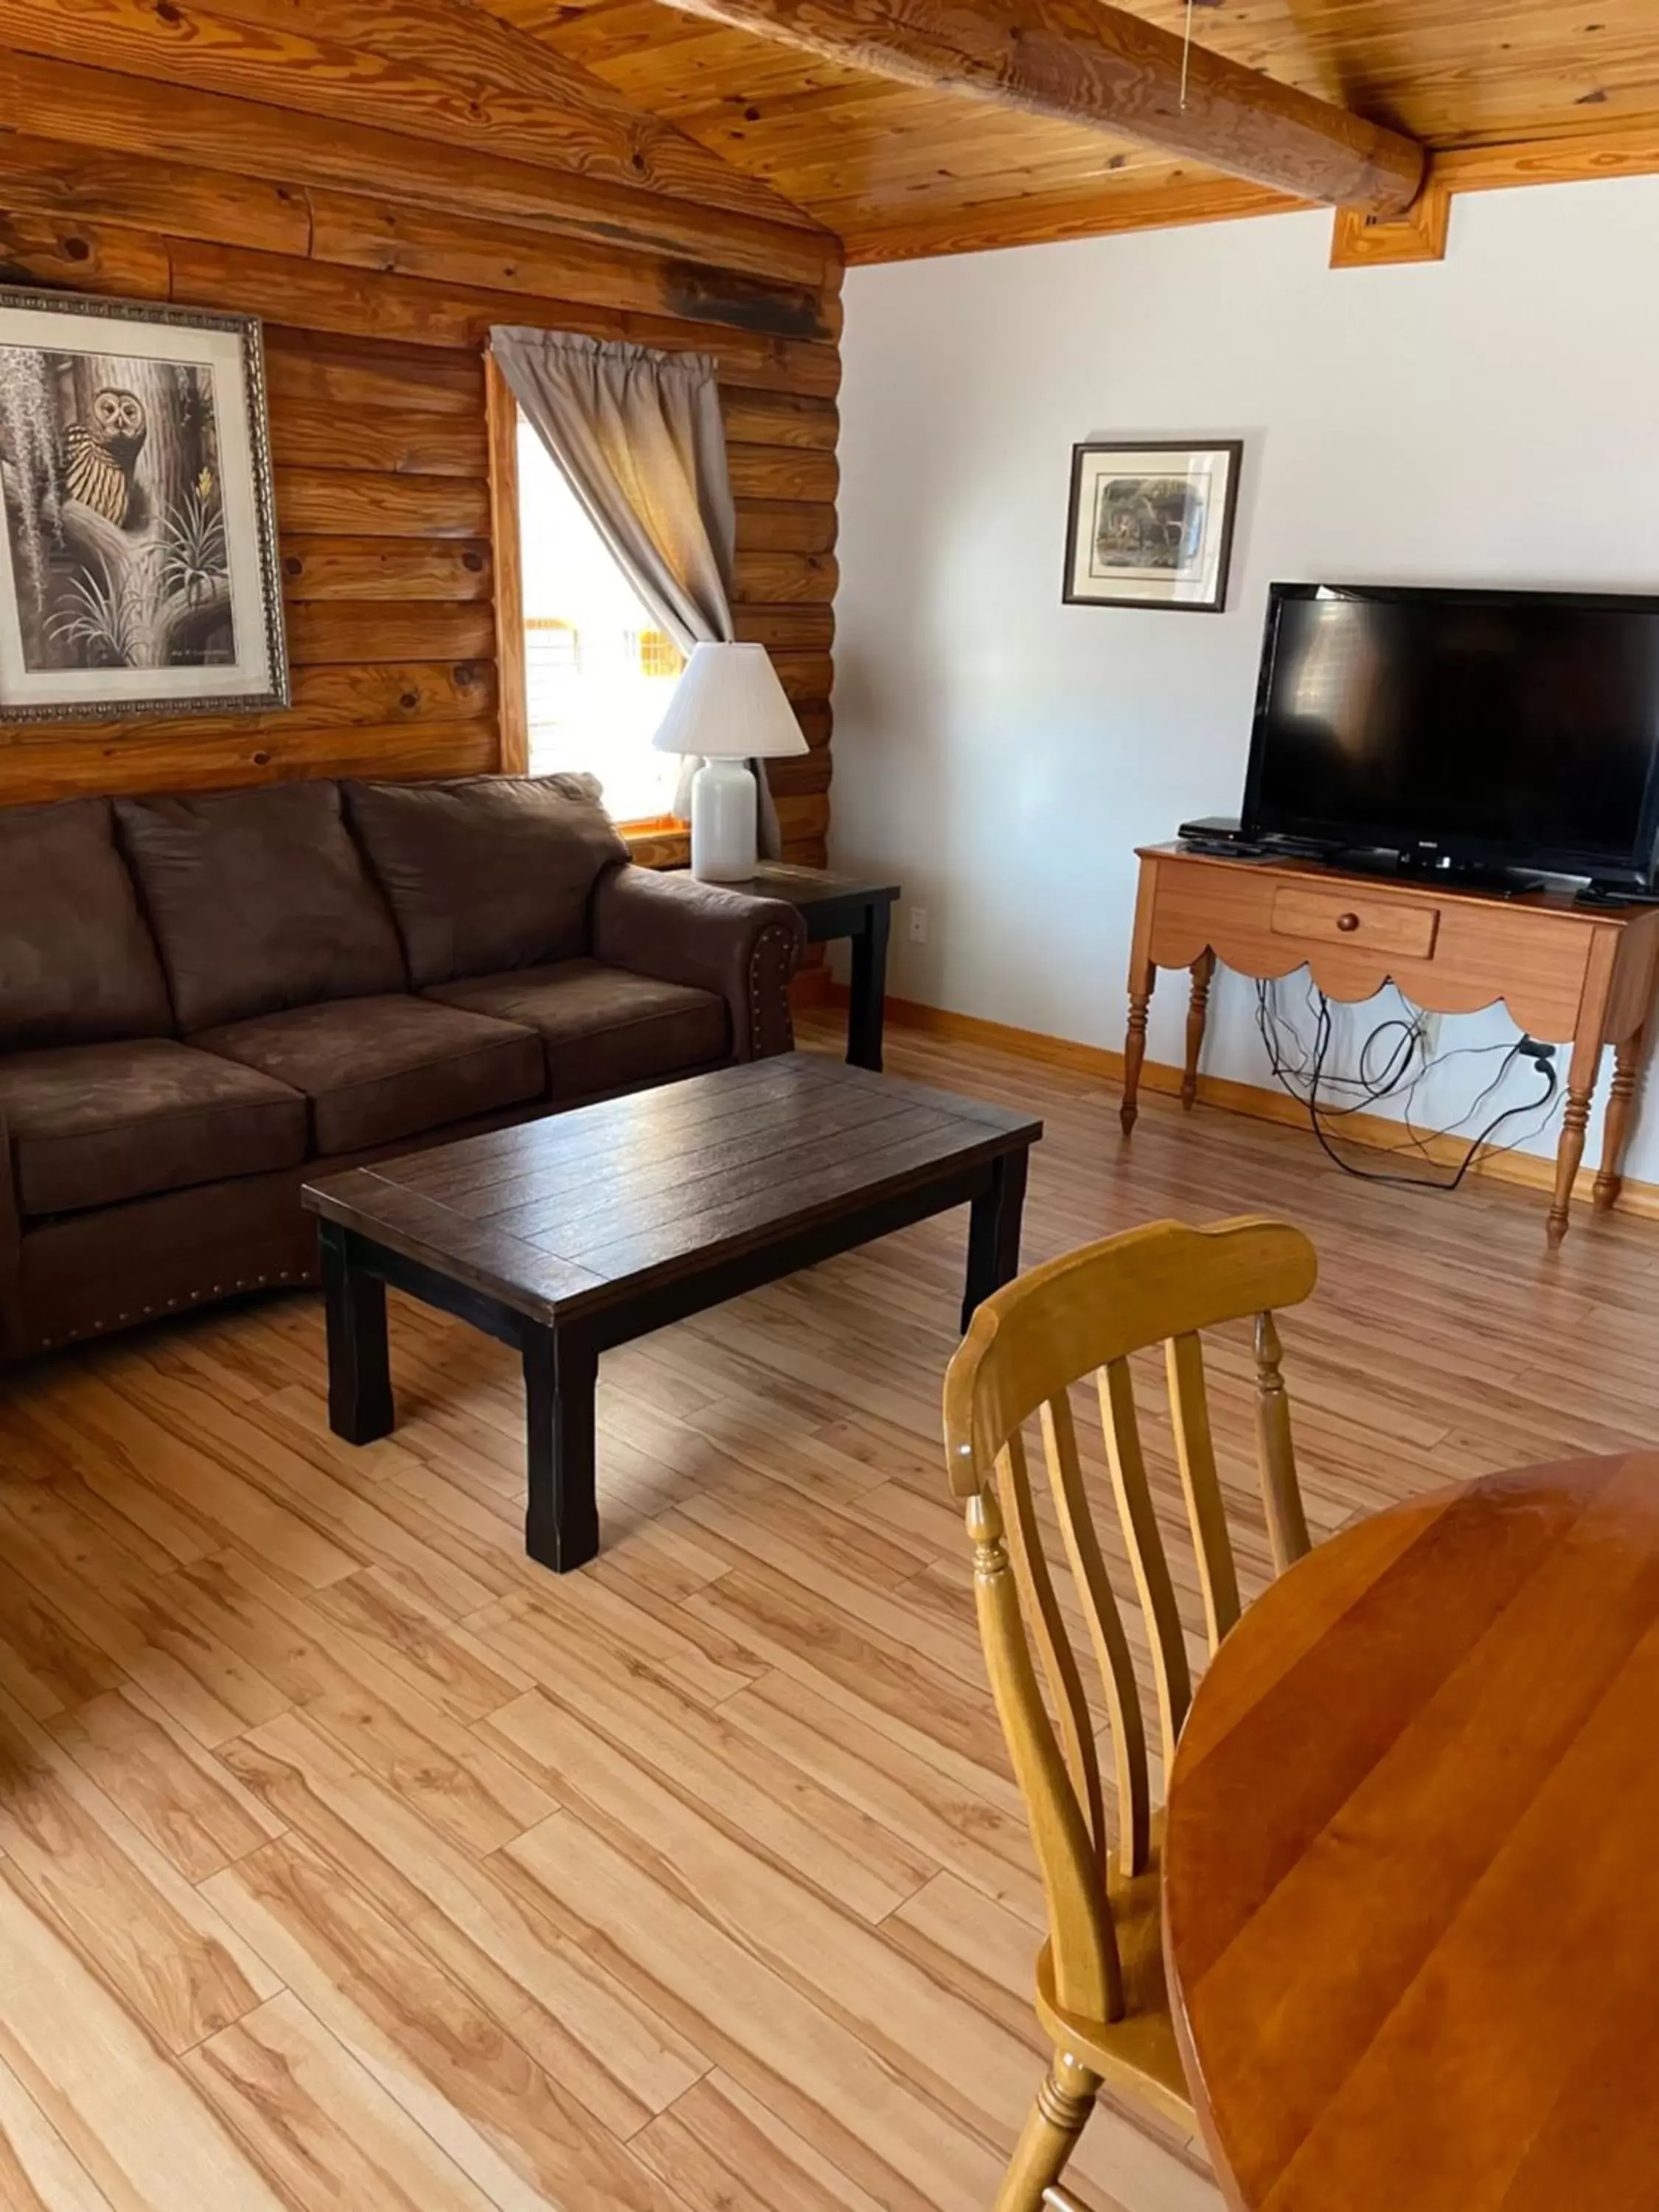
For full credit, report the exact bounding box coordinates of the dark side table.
[715,863,900,1071]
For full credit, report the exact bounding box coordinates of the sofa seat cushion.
[427,959,730,1103]
[195,995,544,1155]
[0,1040,307,1219]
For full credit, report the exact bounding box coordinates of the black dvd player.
[1176,815,1275,858]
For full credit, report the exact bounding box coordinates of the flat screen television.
[1242,583,1659,886]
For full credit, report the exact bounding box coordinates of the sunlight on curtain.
[516,417,684,824]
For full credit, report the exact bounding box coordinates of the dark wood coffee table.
[302,1055,1042,1572]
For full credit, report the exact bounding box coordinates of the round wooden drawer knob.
[1337,912,1361,932]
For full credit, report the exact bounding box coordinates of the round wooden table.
[1163,1453,1659,2212]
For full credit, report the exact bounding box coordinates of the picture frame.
[0,288,288,722]
[1062,438,1244,614]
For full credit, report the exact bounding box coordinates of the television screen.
[1242,585,1659,880]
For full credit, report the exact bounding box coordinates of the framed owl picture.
[0,290,288,721]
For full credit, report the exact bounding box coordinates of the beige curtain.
[490,327,780,858]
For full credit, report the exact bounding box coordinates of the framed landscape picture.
[0,290,288,722]
[1063,439,1243,613]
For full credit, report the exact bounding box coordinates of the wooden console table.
[1121,844,1659,1244]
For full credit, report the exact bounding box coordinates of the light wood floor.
[0,1015,1655,2212]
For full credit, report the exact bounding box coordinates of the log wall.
[0,0,841,861]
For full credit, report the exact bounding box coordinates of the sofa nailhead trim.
[748,922,796,1054]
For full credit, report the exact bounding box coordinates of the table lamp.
[651,641,807,880]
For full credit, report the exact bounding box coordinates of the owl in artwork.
[61,387,149,529]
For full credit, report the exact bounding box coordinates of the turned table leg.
[1593,1027,1645,1212]
[1548,1037,1604,1249]
[1121,960,1156,1136]
[1182,950,1215,1111]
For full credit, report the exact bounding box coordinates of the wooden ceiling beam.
[654,0,1426,215]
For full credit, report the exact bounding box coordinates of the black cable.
[1254,984,1424,1117]
[1255,978,1560,1192]
[1308,1058,1559,1191]
[1257,984,1422,1112]
[1306,1004,1558,1192]
[1357,1018,1421,1096]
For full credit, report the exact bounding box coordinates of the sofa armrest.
[591,865,806,1061]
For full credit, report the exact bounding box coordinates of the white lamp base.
[689,757,757,880]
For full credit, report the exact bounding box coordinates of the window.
[515,415,684,826]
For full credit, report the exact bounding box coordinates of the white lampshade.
[650,641,808,760]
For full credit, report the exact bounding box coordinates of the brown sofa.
[0,772,804,1360]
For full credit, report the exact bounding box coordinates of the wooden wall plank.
[0,207,170,292]
[0,720,500,803]
[281,661,498,728]
[0,0,821,229]
[164,238,843,396]
[267,399,490,479]
[731,549,838,602]
[262,330,485,416]
[282,602,496,664]
[734,604,835,650]
[765,750,831,797]
[5,664,499,750]
[307,188,837,341]
[279,538,494,602]
[0,122,832,414]
[734,499,838,552]
[0,210,838,394]
[3,48,838,288]
[271,469,492,538]
[0,129,310,254]
[726,444,839,501]
[720,388,838,450]
[770,652,835,703]
[775,792,830,844]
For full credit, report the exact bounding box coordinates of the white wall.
[830,177,1659,1180]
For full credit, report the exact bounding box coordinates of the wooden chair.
[942,1216,1318,2211]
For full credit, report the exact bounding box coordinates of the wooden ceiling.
[481,0,1659,260]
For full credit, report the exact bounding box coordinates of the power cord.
[1255,980,1561,1191]
[1254,980,1426,1118]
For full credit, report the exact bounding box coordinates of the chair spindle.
[1097,1356,1192,1770]
[997,1431,1107,1870]
[1165,1331,1242,1652]
[1253,1310,1311,1571]
[1040,1389,1152,1877]
[967,1486,1122,2024]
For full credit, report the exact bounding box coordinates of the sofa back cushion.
[344,773,629,989]
[116,782,407,1033]
[0,797,173,1051]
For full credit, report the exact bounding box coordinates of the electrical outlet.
[907,905,929,945]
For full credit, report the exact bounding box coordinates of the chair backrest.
[942,1216,1318,2029]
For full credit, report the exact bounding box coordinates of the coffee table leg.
[523,1326,600,1572]
[962,1149,1029,1332]
[319,1222,394,1444]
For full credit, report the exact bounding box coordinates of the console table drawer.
[1270,886,1440,961]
